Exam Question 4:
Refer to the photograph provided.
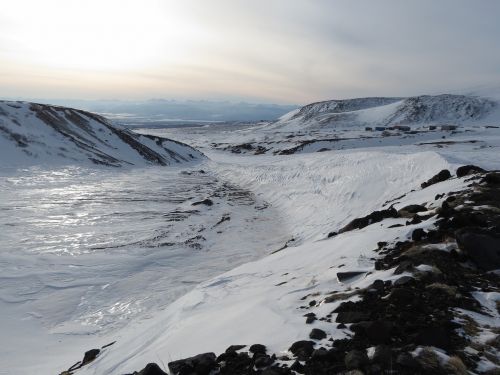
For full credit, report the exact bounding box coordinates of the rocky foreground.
[64,167,500,375]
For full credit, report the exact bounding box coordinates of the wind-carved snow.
[211,151,450,243]
[0,101,205,167]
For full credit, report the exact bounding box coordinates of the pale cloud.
[1,0,499,103]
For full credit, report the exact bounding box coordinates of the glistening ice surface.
[0,164,287,336]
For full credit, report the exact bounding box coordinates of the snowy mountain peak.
[0,101,205,167]
[273,93,498,130]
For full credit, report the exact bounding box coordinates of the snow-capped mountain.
[271,94,498,130]
[0,101,205,167]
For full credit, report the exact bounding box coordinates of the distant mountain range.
[6,99,298,123]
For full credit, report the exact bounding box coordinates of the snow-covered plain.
[1,94,499,374]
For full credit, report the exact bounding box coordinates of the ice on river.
[0,164,288,373]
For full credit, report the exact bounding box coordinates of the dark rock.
[308,300,316,307]
[345,349,369,370]
[394,261,414,274]
[389,288,414,305]
[456,229,500,271]
[393,276,414,287]
[396,352,418,368]
[311,348,328,359]
[192,198,213,206]
[351,321,393,344]
[372,345,392,365]
[225,345,246,353]
[408,215,422,225]
[484,172,500,185]
[421,169,451,188]
[249,344,267,355]
[335,311,371,324]
[82,349,100,366]
[290,360,304,373]
[337,271,366,282]
[137,363,168,375]
[305,315,316,324]
[398,204,427,217]
[369,279,385,291]
[388,223,404,228]
[411,228,426,241]
[309,328,327,340]
[456,165,485,177]
[254,355,274,368]
[168,352,217,375]
[288,340,315,360]
[415,327,451,349]
[339,207,398,233]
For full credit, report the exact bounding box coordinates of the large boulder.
[309,328,327,340]
[421,169,451,188]
[339,207,398,233]
[456,229,500,271]
[81,349,100,366]
[288,340,315,360]
[138,363,168,375]
[168,353,217,375]
[344,349,369,370]
[456,165,485,178]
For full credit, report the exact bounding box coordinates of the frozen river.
[0,163,288,372]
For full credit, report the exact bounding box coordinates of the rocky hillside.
[60,164,500,375]
[272,94,498,130]
[0,101,205,167]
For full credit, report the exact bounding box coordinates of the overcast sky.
[1,0,499,104]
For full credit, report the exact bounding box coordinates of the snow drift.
[0,101,205,167]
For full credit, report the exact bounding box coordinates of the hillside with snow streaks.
[0,101,205,167]
[271,94,498,131]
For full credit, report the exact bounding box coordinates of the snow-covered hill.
[271,94,498,131]
[0,101,205,167]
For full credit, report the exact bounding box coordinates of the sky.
[1,0,500,105]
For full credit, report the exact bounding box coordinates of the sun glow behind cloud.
[1,0,500,103]
[0,0,203,71]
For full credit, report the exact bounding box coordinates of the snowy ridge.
[271,94,498,130]
[0,101,205,167]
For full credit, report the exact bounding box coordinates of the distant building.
[429,125,437,130]
[441,125,457,131]
[394,125,411,131]
[375,126,386,131]
[365,127,373,131]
